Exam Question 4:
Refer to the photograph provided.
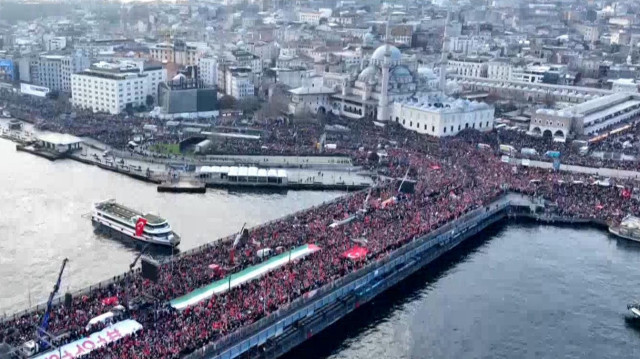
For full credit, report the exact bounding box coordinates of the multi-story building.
[387,25,413,47]
[37,55,63,92]
[224,67,254,100]
[44,36,67,51]
[229,49,262,74]
[448,57,489,78]
[158,78,217,116]
[487,59,513,81]
[575,24,600,43]
[149,40,208,66]
[71,61,166,114]
[198,57,218,88]
[298,10,324,25]
[36,53,89,93]
[392,94,495,137]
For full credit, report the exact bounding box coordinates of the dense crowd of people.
[2,91,640,359]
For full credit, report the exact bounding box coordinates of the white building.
[392,94,495,137]
[511,65,550,84]
[487,59,513,81]
[71,61,166,114]
[448,57,489,78]
[298,10,325,25]
[530,92,640,138]
[224,67,254,100]
[198,57,218,88]
[610,78,638,93]
[44,36,67,51]
[287,86,334,116]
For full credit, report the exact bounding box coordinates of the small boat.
[627,303,640,318]
[91,199,180,247]
[608,215,640,243]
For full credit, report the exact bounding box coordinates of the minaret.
[377,18,392,122]
[439,11,450,95]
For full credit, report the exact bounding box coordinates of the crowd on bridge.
[3,104,640,359]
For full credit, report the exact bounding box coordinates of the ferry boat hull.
[91,199,180,247]
[608,227,640,243]
[92,217,180,247]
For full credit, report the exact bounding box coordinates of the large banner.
[0,59,15,82]
[33,319,143,359]
[20,83,50,97]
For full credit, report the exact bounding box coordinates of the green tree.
[218,95,236,109]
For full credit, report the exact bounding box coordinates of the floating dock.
[158,180,207,193]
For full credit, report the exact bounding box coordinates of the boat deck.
[96,201,142,221]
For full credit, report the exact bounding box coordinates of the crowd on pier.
[5,87,640,172]
[2,114,640,359]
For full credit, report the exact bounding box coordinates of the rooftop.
[36,133,83,145]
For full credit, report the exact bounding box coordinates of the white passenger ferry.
[92,199,180,247]
[608,215,640,243]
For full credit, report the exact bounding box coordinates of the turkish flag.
[342,246,368,261]
[135,218,148,237]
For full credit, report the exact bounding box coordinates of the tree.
[146,95,154,108]
[236,96,261,113]
[218,95,236,110]
[125,103,134,116]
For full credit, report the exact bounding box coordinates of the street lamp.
[288,245,295,263]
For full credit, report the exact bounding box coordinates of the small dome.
[358,65,379,83]
[371,45,402,63]
[172,73,187,82]
[418,67,437,79]
[391,66,411,77]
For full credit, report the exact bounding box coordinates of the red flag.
[135,218,147,237]
[229,248,235,265]
[622,188,631,199]
[101,296,118,306]
[342,246,368,261]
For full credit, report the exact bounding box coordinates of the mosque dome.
[418,67,437,79]
[371,44,402,63]
[391,66,411,77]
[358,65,379,83]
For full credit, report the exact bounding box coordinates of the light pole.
[288,245,295,263]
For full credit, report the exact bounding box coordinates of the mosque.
[286,28,494,137]
[329,40,440,120]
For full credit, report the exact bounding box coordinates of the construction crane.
[37,258,68,349]
[230,223,247,265]
[123,244,150,311]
